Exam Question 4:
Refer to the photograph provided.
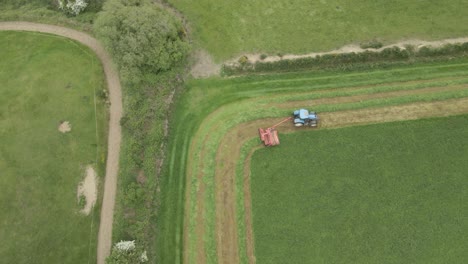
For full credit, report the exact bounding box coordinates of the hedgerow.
[222,42,468,76]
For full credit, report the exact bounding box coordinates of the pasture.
[159,58,468,263]
[0,31,107,263]
[168,0,468,60]
[251,116,468,263]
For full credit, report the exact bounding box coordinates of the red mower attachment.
[258,117,292,146]
[259,128,280,146]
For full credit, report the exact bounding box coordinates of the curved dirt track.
[0,22,122,264]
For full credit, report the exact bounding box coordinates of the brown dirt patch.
[77,165,98,215]
[58,121,72,133]
[136,170,147,185]
[191,49,220,78]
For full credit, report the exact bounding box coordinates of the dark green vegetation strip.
[250,115,468,264]
[93,0,190,262]
[0,31,107,264]
[222,43,468,76]
[167,0,468,60]
[162,58,468,263]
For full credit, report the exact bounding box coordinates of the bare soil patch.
[58,121,71,133]
[77,166,98,215]
[191,49,220,78]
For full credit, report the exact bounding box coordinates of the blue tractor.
[293,109,318,127]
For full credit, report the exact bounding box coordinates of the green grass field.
[168,0,468,60]
[0,31,107,263]
[159,58,468,263]
[250,116,468,263]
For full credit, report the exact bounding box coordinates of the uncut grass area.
[250,115,468,264]
[168,0,468,60]
[0,31,107,263]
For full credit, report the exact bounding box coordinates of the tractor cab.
[293,108,318,127]
[258,109,319,147]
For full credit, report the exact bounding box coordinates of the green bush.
[78,194,86,208]
[238,55,249,64]
[94,0,190,85]
[260,54,268,60]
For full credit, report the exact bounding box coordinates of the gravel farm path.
[0,22,122,264]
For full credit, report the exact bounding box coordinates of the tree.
[94,0,190,85]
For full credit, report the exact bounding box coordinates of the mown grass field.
[0,31,107,263]
[168,0,468,60]
[251,116,468,264]
[159,58,468,264]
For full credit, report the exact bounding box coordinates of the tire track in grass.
[185,119,228,264]
[242,147,260,264]
[184,131,208,264]
[0,22,123,264]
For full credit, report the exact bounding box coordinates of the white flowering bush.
[107,240,147,263]
[115,240,135,252]
[58,0,88,16]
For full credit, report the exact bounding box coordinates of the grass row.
[250,115,468,263]
[161,58,468,263]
